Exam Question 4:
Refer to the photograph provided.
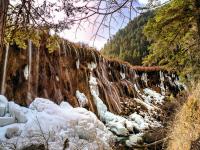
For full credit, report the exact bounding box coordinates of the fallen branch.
[131,137,169,149]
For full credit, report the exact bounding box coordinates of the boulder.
[0,116,15,127]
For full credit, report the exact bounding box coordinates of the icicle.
[120,72,125,80]
[62,40,67,57]
[91,51,96,64]
[76,59,80,69]
[56,76,59,82]
[66,44,71,56]
[27,40,32,103]
[159,71,165,95]
[1,44,9,94]
[141,73,148,86]
[24,65,29,80]
[35,30,40,96]
[73,45,79,58]
[134,70,139,78]
[120,64,126,80]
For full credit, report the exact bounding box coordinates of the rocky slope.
[0,38,185,149]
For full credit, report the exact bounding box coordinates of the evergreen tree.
[143,0,200,80]
[101,11,154,65]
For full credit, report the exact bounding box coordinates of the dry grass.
[167,83,200,150]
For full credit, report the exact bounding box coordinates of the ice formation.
[88,62,163,146]
[75,90,88,107]
[76,59,80,69]
[23,65,29,80]
[0,96,114,150]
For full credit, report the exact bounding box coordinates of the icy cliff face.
[0,40,183,113]
[0,96,114,150]
[0,39,185,148]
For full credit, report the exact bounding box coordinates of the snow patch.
[143,88,165,104]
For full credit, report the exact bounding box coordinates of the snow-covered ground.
[0,96,114,150]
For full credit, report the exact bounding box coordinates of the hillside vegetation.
[101,11,154,65]
[143,0,200,80]
[102,0,200,81]
[167,83,200,150]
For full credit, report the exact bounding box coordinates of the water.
[1,44,9,94]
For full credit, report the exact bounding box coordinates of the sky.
[10,0,167,50]
[59,0,161,50]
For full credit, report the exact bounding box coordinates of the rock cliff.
[0,37,185,148]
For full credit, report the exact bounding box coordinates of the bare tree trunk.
[195,0,200,44]
[0,0,9,60]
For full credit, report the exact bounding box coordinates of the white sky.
[60,0,168,50]
[10,0,167,50]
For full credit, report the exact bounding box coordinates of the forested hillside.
[143,0,200,80]
[101,11,154,65]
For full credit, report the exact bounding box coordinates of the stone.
[0,116,15,127]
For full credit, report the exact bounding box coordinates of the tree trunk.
[195,0,200,44]
[0,0,9,60]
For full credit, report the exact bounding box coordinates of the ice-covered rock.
[0,104,6,117]
[143,88,165,104]
[5,126,21,139]
[0,95,8,117]
[8,102,28,123]
[129,113,149,130]
[108,121,129,136]
[75,90,88,107]
[0,116,15,127]
[125,120,134,132]
[0,95,8,104]
[0,97,114,150]
[126,134,143,147]
[60,101,73,110]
